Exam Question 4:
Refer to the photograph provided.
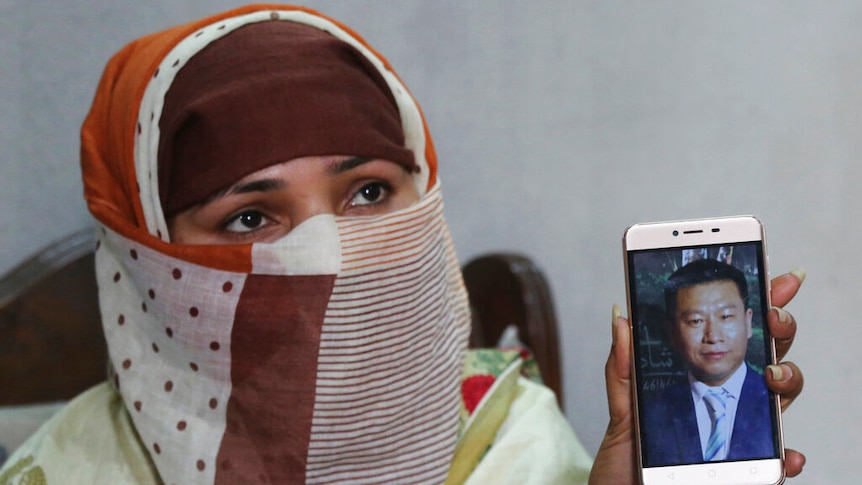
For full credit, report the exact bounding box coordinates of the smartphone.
[623,215,784,485]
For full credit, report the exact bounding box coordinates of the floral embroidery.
[461,374,496,415]
[456,348,547,441]
[499,346,544,384]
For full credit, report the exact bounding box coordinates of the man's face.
[670,280,753,387]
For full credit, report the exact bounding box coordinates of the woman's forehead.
[157,20,414,218]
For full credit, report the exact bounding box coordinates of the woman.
[0,4,804,484]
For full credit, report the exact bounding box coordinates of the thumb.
[606,304,633,428]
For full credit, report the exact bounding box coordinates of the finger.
[768,306,796,359]
[770,269,805,308]
[784,449,806,478]
[612,307,631,384]
[605,305,631,422]
[765,362,803,411]
[591,305,637,484]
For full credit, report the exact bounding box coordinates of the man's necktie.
[703,388,731,461]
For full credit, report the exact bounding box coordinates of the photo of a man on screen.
[642,258,775,467]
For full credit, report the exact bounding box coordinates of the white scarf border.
[134,8,430,241]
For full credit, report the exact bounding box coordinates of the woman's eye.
[224,210,266,233]
[350,182,389,207]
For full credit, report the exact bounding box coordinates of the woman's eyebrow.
[328,156,372,175]
[195,155,375,209]
[197,178,285,207]
[229,178,285,195]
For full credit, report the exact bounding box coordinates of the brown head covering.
[158,20,416,216]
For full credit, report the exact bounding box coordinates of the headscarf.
[80,5,468,484]
[157,19,416,217]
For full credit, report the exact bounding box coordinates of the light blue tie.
[703,389,731,461]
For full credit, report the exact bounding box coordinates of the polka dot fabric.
[97,227,244,485]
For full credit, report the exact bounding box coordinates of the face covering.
[81,5,469,484]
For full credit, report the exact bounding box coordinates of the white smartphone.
[623,215,785,485]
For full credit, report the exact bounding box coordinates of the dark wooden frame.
[462,253,563,408]
[0,229,104,405]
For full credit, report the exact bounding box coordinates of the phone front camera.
[672,230,679,237]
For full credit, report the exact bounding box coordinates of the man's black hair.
[663,258,749,319]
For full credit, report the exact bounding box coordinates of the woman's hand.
[588,269,807,484]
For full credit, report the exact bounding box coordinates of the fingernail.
[768,364,793,382]
[772,306,790,324]
[790,268,807,284]
[612,304,622,344]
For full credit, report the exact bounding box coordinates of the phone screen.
[625,218,784,484]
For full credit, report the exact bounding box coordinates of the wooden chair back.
[462,253,563,407]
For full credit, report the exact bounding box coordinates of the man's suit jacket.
[641,364,776,467]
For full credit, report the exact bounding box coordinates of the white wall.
[2,1,856,481]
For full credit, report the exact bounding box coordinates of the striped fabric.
[307,187,469,483]
[703,388,731,461]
